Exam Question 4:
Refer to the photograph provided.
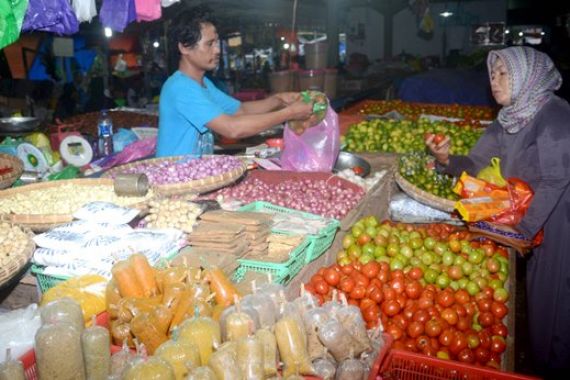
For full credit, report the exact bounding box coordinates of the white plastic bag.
[72,0,97,22]
[0,304,41,363]
[161,0,180,7]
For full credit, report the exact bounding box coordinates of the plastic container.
[269,70,294,93]
[297,70,325,92]
[97,111,114,157]
[324,68,338,100]
[113,173,150,197]
[378,349,539,380]
[304,42,328,69]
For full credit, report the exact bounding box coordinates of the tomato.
[352,166,365,175]
[353,272,370,288]
[449,332,468,356]
[393,340,406,350]
[383,287,397,301]
[453,304,467,318]
[439,329,455,347]
[407,321,424,338]
[478,312,495,327]
[408,267,423,281]
[382,300,401,317]
[454,289,470,305]
[416,335,430,351]
[413,309,430,324]
[303,283,316,295]
[317,268,326,277]
[350,285,366,300]
[360,298,376,311]
[340,264,354,276]
[491,301,508,319]
[393,314,409,330]
[323,268,340,286]
[386,324,404,340]
[418,296,433,310]
[466,332,481,349]
[314,280,330,295]
[390,278,406,294]
[405,281,423,300]
[477,299,492,312]
[391,269,405,281]
[457,348,475,364]
[347,298,360,307]
[474,346,491,364]
[464,302,477,317]
[478,330,492,349]
[491,323,508,338]
[377,270,390,283]
[361,261,380,279]
[339,277,355,293]
[369,288,384,304]
[436,290,455,308]
[396,294,408,309]
[490,335,506,354]
[456,317,471,331]
[310,274,325,287]
[402,307,415,321]
[404,338,418,352]
[362,304,381,323]
[441,308,458,325]
[425,318,443,337]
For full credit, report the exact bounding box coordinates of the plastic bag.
[40,298,85,333]
[274,316,315,377]
[81,317,111,380]
[236,336,265,380]
[241,293,276,329]
[161,0,180,7]
[72,0,97,23]
[312,355,336,380]
[281,99,340,172]
[335,357,365,380]
[317,318,362,362]
[477,157,507,187]
[208,343,241,380]
[0,348,25,380]
[155,340,201,380]
[255,328,278,377]
[177,316,221,366]
[123,356,175,380]
[0,0,25,50]
[99,0,136,33]
[22,0,79,35]
[135,0,161,22]
[35,322,86,380]
[0,305,41,363]
[185,366,217,380]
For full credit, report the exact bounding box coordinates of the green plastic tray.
[238,201,340,264]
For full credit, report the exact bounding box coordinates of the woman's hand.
[425,134,451,165]
[274,92,301,105]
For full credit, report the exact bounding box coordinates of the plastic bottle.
[98,110,114,157]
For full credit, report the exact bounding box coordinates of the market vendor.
[157,6,314,157]
[427,46,570,378]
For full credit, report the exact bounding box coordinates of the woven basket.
[394,172,456,213]
[0,154,24,189]
[0,178,150,231]
[103,156,247,196]
[0,226,35,288]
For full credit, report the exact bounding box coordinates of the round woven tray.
[102,156,247,196]
[394,172,456,213]
[0,226,35,288]
[0,178,151,231]
[0,153,23,189]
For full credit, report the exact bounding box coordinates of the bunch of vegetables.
[305,217,511,368]
[109,156,244,185]
[215,177,365,219]
[341,118,483,155]
[106,254,239,354]
[352,100,495,122]
[399,152,458,200]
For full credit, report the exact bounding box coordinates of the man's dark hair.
[169,5,217,51]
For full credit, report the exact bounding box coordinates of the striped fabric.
[487,46,562,134]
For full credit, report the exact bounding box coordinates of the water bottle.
[97,110,114,157]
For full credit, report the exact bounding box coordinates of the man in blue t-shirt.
[157,6,314,157]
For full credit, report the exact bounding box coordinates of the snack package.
[122,356,175,380]
[155,340,201,380]
[185,366,218,380]
[177,316,221,365]
[255,328,278,377]
[81,317,111,380]
[274,316,315,377]
[40,298,85,333]
[35,323,85,380]
[0,349,25,380]
[208,343,241,380]
[237,336,265,380]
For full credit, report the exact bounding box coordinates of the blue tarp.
[397,68,495,106]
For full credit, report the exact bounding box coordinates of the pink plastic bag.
[134,0,161,22]
[280,104,340,172]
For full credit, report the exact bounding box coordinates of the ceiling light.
[283,43,290,49]
[153,41,160,48]
[440,11,453,18]
[104,27,113,38]
[505,29,510,34]
[540,31,545,36]
[518,32,524,37]
[280,36,285,41]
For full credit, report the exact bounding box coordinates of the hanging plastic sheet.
[22,0,79,35]
[72,0,97,23]
[135,0,162,22]
[99,0,136,33]
[0,0,28,50]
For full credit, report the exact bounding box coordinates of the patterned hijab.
[487,46,562,134]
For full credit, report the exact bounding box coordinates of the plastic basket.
[378,349,539,380]
[238,201,340,263]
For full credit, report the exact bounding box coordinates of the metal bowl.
[0,117,41,135]
[334,152,371,177]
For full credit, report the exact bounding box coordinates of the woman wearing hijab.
[427,46,570,377]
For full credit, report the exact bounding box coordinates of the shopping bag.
[280,97,340,172]
[134,0,161,22]
[22,0,79,35]
[477,157,507,187]
[72,0,97,23]
[99,0,136,33]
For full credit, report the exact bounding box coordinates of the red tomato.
[436,290,455,308]
[383,287,397,301]
[478,330,492,349]
[353,272,370,288]
[317,268,326,277]
[347,298,360,307]
[340,264,354,276]
[303,283,316,295]
[350,285,366,300]
[378,261,390,272]
[402,307,415,321]
[382,300,402,317]
[449,332,468,356]
[360,298,376,311]
[464,302,477,317]
[404,338,418,352]
[425,318,443,337]
[491,323,508,338]
[490,301,508,320]
[339,277,355,293]
[477,299,492,312]
[490,335,507,354]
[405,281,423,300]
[456,317,471,331]
[323,268,340,286]
[457,348,475,364]
[439,329,455,347]
[407,321,424,338]
[454,290,470,305]
[441,308,458,325]
[478,312,495,327]
[391,269,405,281]
[390,278,406,294]
[361,261,380,279]
[408,267,424,281]
[416,335,430,351]
[310,274,325,287]
[453,304,467,318]
[418,296,433,310]
[369,288,384,304]
[386,324,404,340]
[413,309,430,324]
[393,314,409,330]
[396,294,408,309]
[314,280,330,295]
[377,270,390,283]
[475,347,491,365]
[362,304,381,323]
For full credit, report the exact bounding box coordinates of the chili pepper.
[0,167,13,175]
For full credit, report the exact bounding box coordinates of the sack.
[72,0,97,23]
[134,0,161,22]
[99,0,136,33]
[280,100,340,172]
[22,0,79,35]
[477,157,507,187]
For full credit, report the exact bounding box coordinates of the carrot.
[111,260,144,298]
[169,287,194,332]
[206,266,240,307]
[128,253,158,297]
[131,311,168,354]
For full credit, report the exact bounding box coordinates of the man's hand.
[274,92,301,106]
[425,134,451,165]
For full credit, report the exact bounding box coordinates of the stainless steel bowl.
[0,117,41,135]
[334,152,371,177]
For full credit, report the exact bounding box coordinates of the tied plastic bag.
[0,0,27,50]
[72,0,97,23]
[135,0,161,22]
[477,157,507,187]
[99,0,136,33]
[22,0,79,35]
[281,98,340,172]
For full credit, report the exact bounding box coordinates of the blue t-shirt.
[157,71,240,157]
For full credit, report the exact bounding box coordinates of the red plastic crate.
[378,349,539,380]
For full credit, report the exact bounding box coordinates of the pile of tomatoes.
[305,261,509,368]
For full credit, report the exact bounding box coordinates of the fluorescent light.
[153,41,160,48]
[283,43,290,49]
[104,27,113,38]
[440,11,453,18]
[518,32,523,37]
[540,31,545,36]
[505,29,510,34]
[280,36,285,41]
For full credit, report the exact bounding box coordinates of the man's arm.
[235,92,301,115]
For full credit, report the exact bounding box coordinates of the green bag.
[0,0,28,50]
